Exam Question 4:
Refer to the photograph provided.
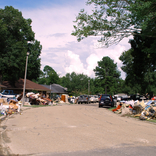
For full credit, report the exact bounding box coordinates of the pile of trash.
[112,99,156,120]
[0,92,53,116]
[26,92,52,105]
[0,98,22,116]
[51,94,76,104]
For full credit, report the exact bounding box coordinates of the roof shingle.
[41,84,67,94]
[2,78,50,91]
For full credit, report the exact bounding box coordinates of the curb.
[0,115,7,123]
[0,106,32,123]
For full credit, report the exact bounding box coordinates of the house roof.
[41,84,67,94]
[0,84,7,88]
[2,78,51,91]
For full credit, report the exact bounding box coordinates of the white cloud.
[86,54,99,77]
[21,2,131,80]
[64,50,87,74]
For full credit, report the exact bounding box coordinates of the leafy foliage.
[37,65,60,85]
[60,72,90,96]
[72,0,156,47]
[119,32,156,95]
[0,6,41,85]
[27,40,42,81]
[93,56,121,94]
[37,65,128,96]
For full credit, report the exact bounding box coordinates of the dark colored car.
[120,95,130,101]
[130,94,146,101]
[99,94,114,107]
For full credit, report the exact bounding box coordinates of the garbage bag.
[133,104,144,114]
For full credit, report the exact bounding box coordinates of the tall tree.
[27,40,42,81]
[37,65,60,85]
[93,56,121,94]
[60,72,90,96]
[119,49,142,94]
[119,33,156,95]
[72,0,156,47]
[0,6,41,85]
[119,49,137,86]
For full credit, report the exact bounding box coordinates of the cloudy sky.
[0,0,132,79]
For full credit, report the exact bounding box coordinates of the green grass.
[147,119,156,123]
[23,105,51,108]
[131,115,156,123]
[108,106,116,111]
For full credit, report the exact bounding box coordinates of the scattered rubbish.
[0,98,21,116]
[26,92,52,105]
[112,98,156,121]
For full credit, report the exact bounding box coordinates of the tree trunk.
[105,86,107,94]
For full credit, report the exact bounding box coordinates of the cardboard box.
[0,98,8,105]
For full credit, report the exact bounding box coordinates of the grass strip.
[23,105,51,108]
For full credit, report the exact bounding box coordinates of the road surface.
[0,103,156,155]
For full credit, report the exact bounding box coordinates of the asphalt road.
[1,103,156,156]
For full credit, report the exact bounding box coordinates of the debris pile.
[26,92,52,105]
[0,92,53,117]
[112,99,156,120]
[0,98,21,116]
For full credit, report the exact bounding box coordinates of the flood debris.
[112,98,156,121]
[26,92,52,105]
[0,92,53,117]
[0,98,21,116]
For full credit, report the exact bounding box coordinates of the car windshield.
[101,95,110,99]
[1,90,5,94]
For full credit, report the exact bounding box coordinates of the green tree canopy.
[37,65,60,85]
[72,0,156,47]
[60,72,90,96]
[119,33,156,95]
[119,49,142,94]
[0,6,41,85]
[93,56,121,94]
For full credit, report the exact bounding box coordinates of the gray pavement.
[1,104,156,156]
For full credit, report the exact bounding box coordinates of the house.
[0,84,7,92]
[41,84,68,97]
[2,78,51,95]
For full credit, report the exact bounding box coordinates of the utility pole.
[88,80,90,95]
[50,84,52,99]
[22,52,29,107]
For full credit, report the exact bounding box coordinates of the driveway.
[0,104,156,155]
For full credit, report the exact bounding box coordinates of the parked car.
[99,94,114,107]
[120,95,130,101]
[130,94,146,101]
[112,96,117,106]
[0,90,17,98]
[94,95,99,103]
[77,95,89,104]
[113,95,130,102]
[89,95,96,103]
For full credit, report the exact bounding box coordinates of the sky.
[0,0,132,79]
